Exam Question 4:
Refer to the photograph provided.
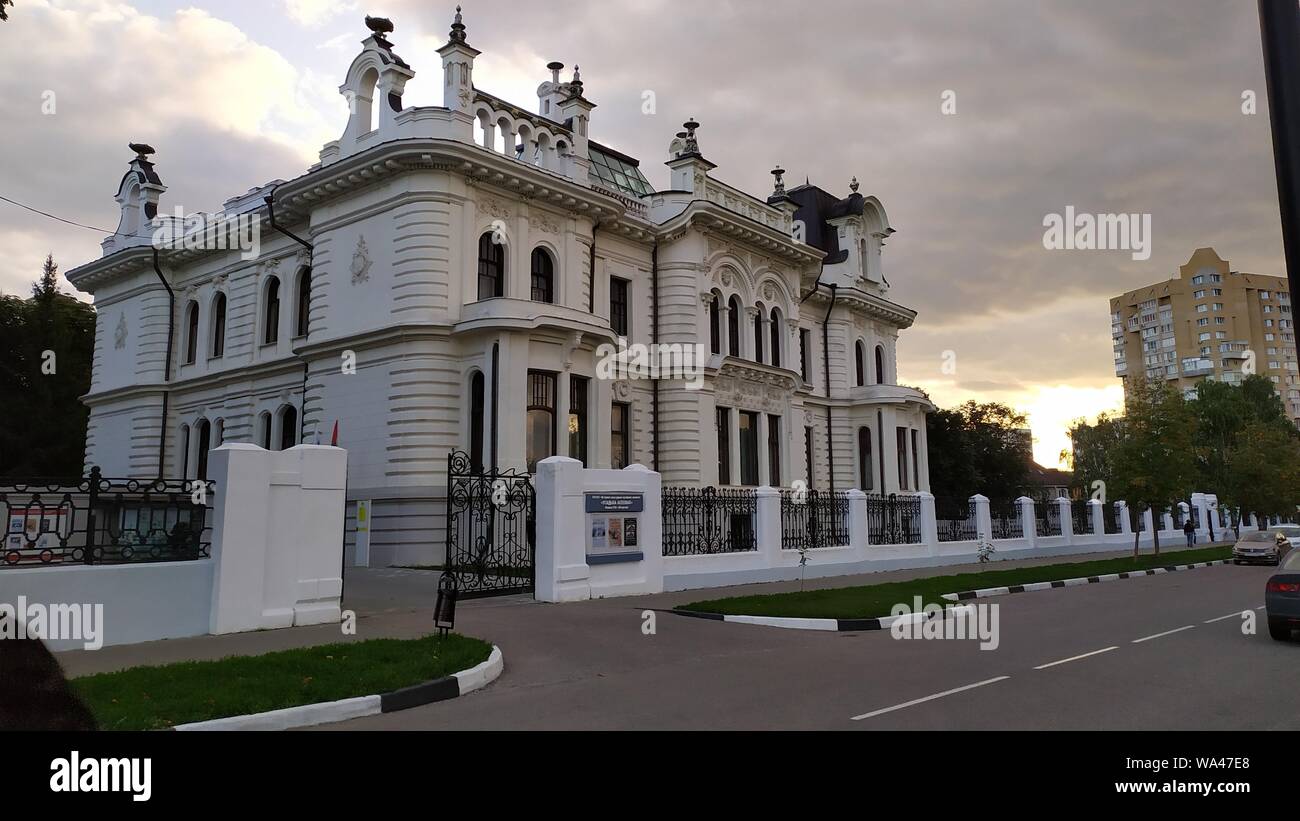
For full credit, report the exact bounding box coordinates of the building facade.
[1110,247,1299,421]
[66,12,933,566]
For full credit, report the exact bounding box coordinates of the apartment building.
[1110,247,1299,422]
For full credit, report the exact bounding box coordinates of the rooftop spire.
[682,118,700,155]
[449,5,467,43]
[849,176,860,193]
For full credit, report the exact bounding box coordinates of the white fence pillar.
[1057,497,1073,544]
[918,491,939,555]
[1141,507,1155,539]
[756,486,782,563]
[971,494,992,543]
[1088,498,1104,538]
[208,443,347,635]
[1018,496,1037,548]
[1117,501,1132,535]
[534,456,588,602]
[847,489,869,551]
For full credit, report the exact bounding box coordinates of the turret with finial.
[448,5,467,43]
[771,165,786,196]
[849,176,860,194]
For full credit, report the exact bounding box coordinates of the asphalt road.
[317,560,1299,730]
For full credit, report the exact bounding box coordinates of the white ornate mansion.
[67,10,934,566]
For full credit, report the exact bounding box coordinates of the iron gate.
[443,450,535,598]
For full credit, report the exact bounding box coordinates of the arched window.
[753,308,764,364]
[857,427,873,491]
[530,248,554,303]
[875,344,885,385]
[258,412,272,450]
[264,277,280,345]
[195,418,211,481]
[855,341,866,386]
[183,301,199,365]
[769,307,782,368]
[211,292,226,358]
[709,294,721,354]
[477,232,505,300]
[470,371,485,472]
[727,296,741,356]
[279,405,298,451]
[295,267,312,338]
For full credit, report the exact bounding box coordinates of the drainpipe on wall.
[491,341,500,473]
[151,248,174,479]
[264,194,314,444]
[651,238,660,473]
[798,269,836,492]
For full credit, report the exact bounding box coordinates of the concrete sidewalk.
[54,541,1227,679]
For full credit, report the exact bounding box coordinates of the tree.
[1189,374,1297,534]
[0,255,96,477]
[1109,378,1197,556]
[1223,420,1300,531]
[926,400,1030,503]
[0,2,12,23]
[1064,411,1124,499]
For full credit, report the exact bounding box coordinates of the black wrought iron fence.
[1070,499,1092,536]
[662,486,757,556]
[1,467,214,568]
[780,489,849,550]
[988,498,1021,540]
[865,493,922,545]
[1102,502,1120,534]
[1035,498,1062,537]
[935,496,978,542]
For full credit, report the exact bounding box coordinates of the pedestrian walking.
[1183,516,1196,547]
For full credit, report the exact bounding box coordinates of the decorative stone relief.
[762,283,777,302]
[114,313,128,350]
[481,198,511,219]
[350,235,373,285]
[533,213,561,234]
[612,381,632,401]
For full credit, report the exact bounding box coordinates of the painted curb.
[174,645,503,731]
[669,604,975,632]
[938,560,1232,602]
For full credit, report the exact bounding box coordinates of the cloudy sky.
[0,0,1286,466]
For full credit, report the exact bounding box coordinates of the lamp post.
[1258,0,1300,303]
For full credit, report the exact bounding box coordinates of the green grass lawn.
[72,633,493,731]
[676,544,1233,620]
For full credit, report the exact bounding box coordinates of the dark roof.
[778,183,863,264]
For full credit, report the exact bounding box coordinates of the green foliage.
[0,2,11,23]
[1224,420,1300,527]
[925,400,1030,503]
[1108,378,1197,553]
[0,255,96,477]
[1064,411,1124,496]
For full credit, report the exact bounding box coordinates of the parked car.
[1266,550,1300,641]
[1232,529,1294,565]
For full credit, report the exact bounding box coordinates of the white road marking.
[1204,610,1251,624]
[850,676,1010,721]
[1132,625,1195,643]
[1033,646,1118,670]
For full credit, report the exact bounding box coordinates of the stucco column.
[847,489,868,552]
[556,369,572,459]
[918,490,938,556]
[1057,496,1073,544]
[971,494,992,543]
[1018,496,1037,548]
[756,412,770,487]
[755,486,781,566]
[1088,498,1104,539]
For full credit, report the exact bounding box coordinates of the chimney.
[537,61,567,119]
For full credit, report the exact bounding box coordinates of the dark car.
[1233,529,1293,566]
[1266,550,1300,641]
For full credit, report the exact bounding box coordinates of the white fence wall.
[532,461,1227,601]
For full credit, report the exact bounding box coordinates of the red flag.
[330,420,339,447]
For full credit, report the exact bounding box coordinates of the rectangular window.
[526,371,557,472]
[739,411,760,486]
[611,401,630,470]
[911,428,920,490]
[1193,289,1206,298]
[804,426,815,488]
[767,414,781,487]
[568,376,588,467]
[1197,318,1208,326]
[609,277,629,337]
[799,328,812,383]
[716,407,731,484]
[896,426,909,490]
